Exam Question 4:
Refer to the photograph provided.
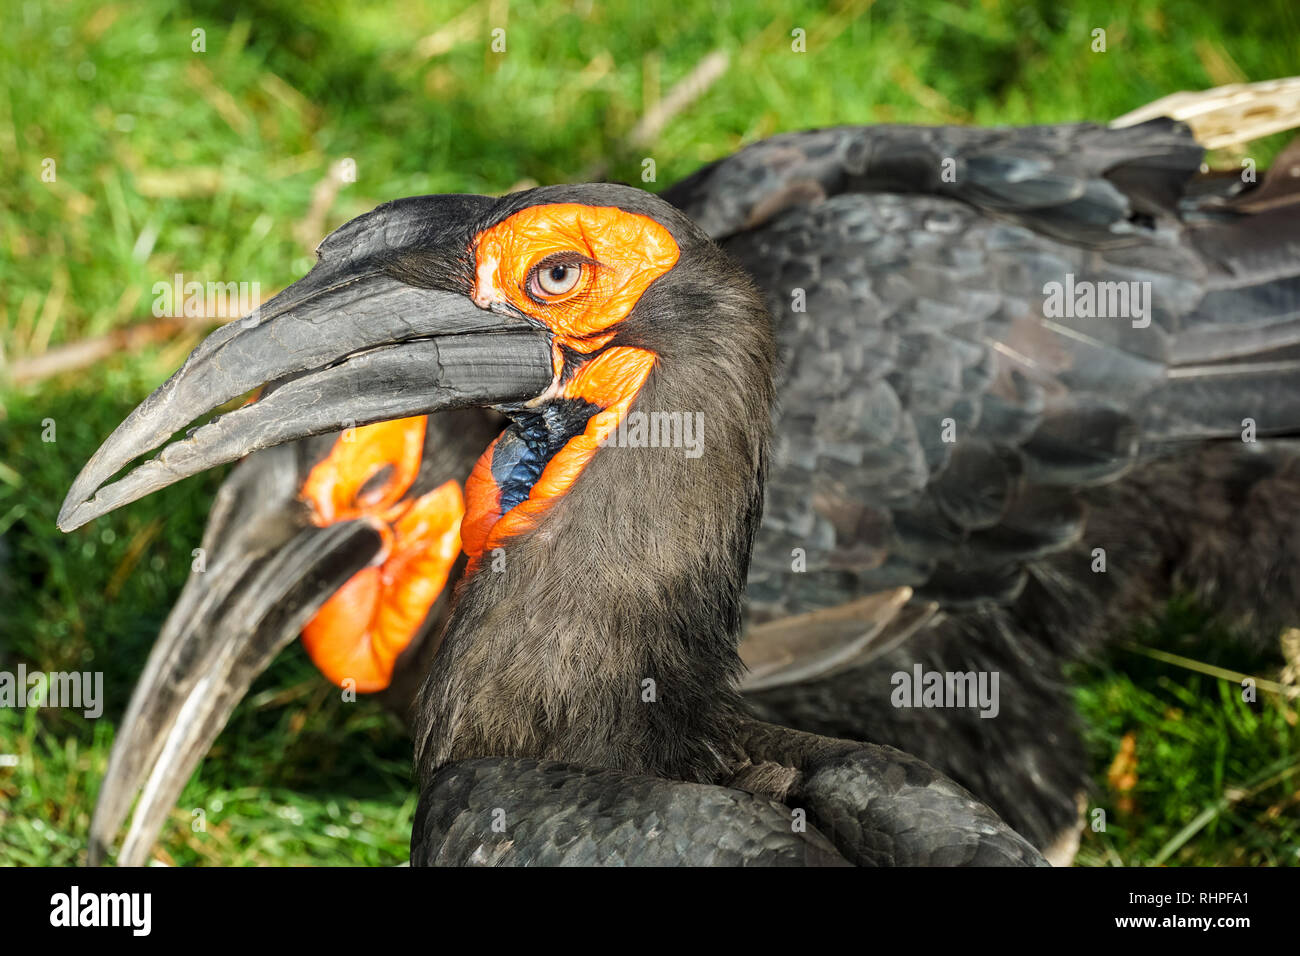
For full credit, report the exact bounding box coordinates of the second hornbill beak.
[86,418,474,866]
[58,195,556,534]
[87,438,392,865]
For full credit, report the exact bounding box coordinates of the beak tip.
[59,460,107,532]
[56,497,90,533]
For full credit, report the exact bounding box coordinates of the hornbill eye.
[530,260,583,299]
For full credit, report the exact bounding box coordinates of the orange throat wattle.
[460,203,676,562]
[299,417,464,693]
[461,346,656,563]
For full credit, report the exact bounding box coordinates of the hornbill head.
[63,183,768,863]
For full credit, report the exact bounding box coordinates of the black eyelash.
[524,252,602,305]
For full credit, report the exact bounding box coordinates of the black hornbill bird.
[65,183,1050,865]
[66,96,1300,864]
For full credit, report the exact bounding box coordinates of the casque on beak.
[58,195,556,533]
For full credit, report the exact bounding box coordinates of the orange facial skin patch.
[299,417,464,693]
[462,203,678,560]
[472,203,680,350]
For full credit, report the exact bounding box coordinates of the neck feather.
[414,256,774,787]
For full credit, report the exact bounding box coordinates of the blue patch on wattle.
[492,398,602,512]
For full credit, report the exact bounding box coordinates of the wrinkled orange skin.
[299,418,464,692]
[464,205,677,560]
[473,203,679,349]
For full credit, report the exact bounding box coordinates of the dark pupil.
[549,266,569,282]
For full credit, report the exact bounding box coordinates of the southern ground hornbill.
[65,182,1049,865]
[63,86,1300,864]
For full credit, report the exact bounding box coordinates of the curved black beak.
[59,198,554,532]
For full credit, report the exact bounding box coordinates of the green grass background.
[2,0,1298,865]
